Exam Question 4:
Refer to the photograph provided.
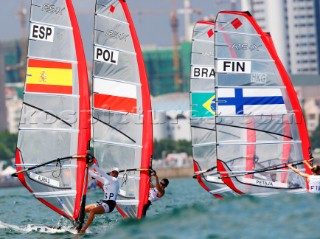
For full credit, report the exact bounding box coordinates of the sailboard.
[15,0,91,227]
[213,11,312,195]
[190,21,235,198]
[92,0,153,218]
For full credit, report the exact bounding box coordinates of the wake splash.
[0,221,79,234]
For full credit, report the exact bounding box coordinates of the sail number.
[217,60,251,74]
[30,23,55,42]
[94,46,119,65]
[191,66,215,79]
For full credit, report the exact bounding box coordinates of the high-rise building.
[0,40,22,83]
[5,87,22,134]
[241,0,319,75]
[142,42,191,96]
[0,57,7,132]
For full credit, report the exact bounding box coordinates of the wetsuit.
[142,187,160,217]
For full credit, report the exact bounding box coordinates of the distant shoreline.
[155,166,193,179]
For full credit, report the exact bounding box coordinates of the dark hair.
[311,165,320,175]
[161,178,169,186]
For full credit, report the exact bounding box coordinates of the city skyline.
[0,0,233,46]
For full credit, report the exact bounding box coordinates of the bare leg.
[80,205,105,233]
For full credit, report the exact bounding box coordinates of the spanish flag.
[26,59,73,94]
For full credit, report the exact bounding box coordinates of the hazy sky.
[0,0,234,57]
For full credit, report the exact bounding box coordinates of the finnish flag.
[217,88,287,116]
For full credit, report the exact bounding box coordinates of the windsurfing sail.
[190,21,235,198]
[92,0,153,218]
[15,0,91,225]
[214,11,312,195]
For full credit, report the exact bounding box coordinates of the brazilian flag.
[191,93,216,118]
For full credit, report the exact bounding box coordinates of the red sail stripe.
[217,159,244,195]
[120,0,153,219]
[28,59,72,69]
[66,0,91,220]
[245,118,256,180]
[26,84,72,94]
[193,161,223,199]
[94,94,137,113]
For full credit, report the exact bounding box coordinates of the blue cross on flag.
[217,88,287,116]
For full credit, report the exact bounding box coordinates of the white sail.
[190,21,235,198]
[92,0,153,218]
[214,11,311,195]
[15,0,91,223]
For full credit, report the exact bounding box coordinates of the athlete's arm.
[88,170,105,183]
[92,164,116,182]
[304,160,313,170]
[288,164,309,179]
[152,171,164,196]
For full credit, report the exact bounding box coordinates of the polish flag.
[93,78,137,113]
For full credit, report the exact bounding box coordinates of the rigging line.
[121,171,128,187]
[220,158,314,179]
[52,160,62,178]
[191,125,216,131]
[93,116,136,143]
[23,102,73,127]
[12,155,86,177]
[216,122,293,139]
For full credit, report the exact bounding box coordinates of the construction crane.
[133,0,202,91]
[78,0,202,91]
[17,0,28,81]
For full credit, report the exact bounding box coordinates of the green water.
[0,178,319,239]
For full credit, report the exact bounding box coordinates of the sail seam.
[94,139,142,148]
[217,140,301,145]
[19,128,78,132]
[93,107,140,117]
[27,56,78,64]
[215,57,274,62]
[96,13,129,25]
[30,20,73,30]
[193,39,214,44]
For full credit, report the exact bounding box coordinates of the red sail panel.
[93,94,137,113]
[120,0,153,219]
[246,118,256,179]
[66,0,91,219]
[193,161,223,199]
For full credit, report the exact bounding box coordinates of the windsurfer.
[142,171,169,217]
[79,163,120,233]
[288,160,320,193]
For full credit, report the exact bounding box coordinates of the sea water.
[0,178,319,239]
